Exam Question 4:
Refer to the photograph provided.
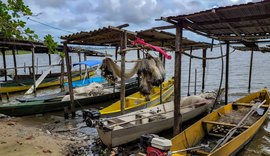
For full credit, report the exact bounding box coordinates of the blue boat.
[64,60,106,88]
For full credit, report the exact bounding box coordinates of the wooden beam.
[12,48,18,82]
[187,46,192,96]
[152,25,176,30]
[31,46,37,96]
[202,48,207,93]
[248,48,254,93]
[173,21,183,136]
[120,31,127,115]
[1,49,7,81]
[225,42,230,105]
[64,42,75,118]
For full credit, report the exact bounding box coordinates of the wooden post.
[174,22,183,136]
[60,58,65,91]
[12,48,18,82]
[64,42,75,118]
[1,49,7,81]
[31,46,37,96]
[187,46,192,96]
[78,52,82,80]
[24,62,26,74]
[248,48,254,93]
[115,46,119,61]
[48,54,52,75]
[225,42,230,105]
[194,68,197,95]
[120,31,127,115]
[36,58,39,75]
[202,48,207,93]
[137,49,140,59]
[159,41,164,104]
[84,53,88,78]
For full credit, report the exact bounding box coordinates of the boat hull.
[97,102,209,147]
[170,89,270,156]
[0,79,138,116]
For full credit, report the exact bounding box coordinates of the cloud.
[22,0,255,42]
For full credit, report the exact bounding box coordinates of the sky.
[23,0,260,43]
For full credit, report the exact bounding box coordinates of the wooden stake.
[174,21,183,136]
[78,52,82,80]
[64,42,75,118]
[194,68,197,95]
[202,48,207,93]
[187,46,192,96]
[248,48,254,93]
[12,48,18,82]
[31,46,37,96]
[60,58,65,91]
[1,49,7,81]
[225,42,230,105]
[48,54,52,75]
[120,31,127,115]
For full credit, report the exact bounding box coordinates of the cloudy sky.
[23,0,259,43]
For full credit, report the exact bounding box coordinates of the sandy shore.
[0,114,95,156]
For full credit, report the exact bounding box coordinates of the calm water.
[1,46,270,155]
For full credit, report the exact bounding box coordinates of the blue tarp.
[73,60,102,68]
[64,76,106,88]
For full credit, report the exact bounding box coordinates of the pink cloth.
[131,38,172,60]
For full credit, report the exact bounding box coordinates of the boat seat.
[202,120,249,129]
[191,150,209,156]
[125,97,145,101]
[107,118,134,128]
[232,102,269,108]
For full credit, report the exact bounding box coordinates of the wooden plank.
[233,102,269,108]
[202,120,249,129]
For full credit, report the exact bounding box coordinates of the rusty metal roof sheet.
[137,29,211,50]
[61,25,136,46]
[165,1,270,41]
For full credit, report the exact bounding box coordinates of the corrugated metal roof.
[165,1,270,41]
[61,25,136,46]
[137,29,211,50]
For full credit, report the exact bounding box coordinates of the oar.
[211,100,266,152]
[169,143,209,154]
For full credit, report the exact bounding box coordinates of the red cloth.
[131,38,172,60]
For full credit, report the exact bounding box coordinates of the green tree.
[44,34,64,57]
[0,0,38,40]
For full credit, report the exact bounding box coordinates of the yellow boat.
[99,77,174,118]
[170,88,270,156]
[0,71,94,93]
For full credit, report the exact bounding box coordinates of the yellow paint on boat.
[170,88,270,156]
[0,71,94,93]
[100,77,174,116]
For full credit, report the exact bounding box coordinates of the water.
[1,46,270,154]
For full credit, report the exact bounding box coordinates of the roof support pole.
[248,48,254,93]
[64,42,75,118]
[78,52,82,80]
[48,54,52,75]
[202,48,207,93]
[225,41,230,105]
[12,48,18,82]
[115,46,119,61]
[60,57,65,91]
[159,41,164,104]
[187,46,192,96]
[173,21,183,136]
[1,49,7,82]
[120,31,127,115]
[83,53,89,78]
[31,46,37,96]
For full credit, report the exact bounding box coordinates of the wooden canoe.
[0,71,94,93]
[170,88,270,156]
[97,95,213,147]
[99,78,174,118]
[0,78,139,116]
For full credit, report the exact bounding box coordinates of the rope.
[182,49,236,60]
[210,40,225,112]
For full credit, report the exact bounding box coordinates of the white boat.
[96,94,215,147]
